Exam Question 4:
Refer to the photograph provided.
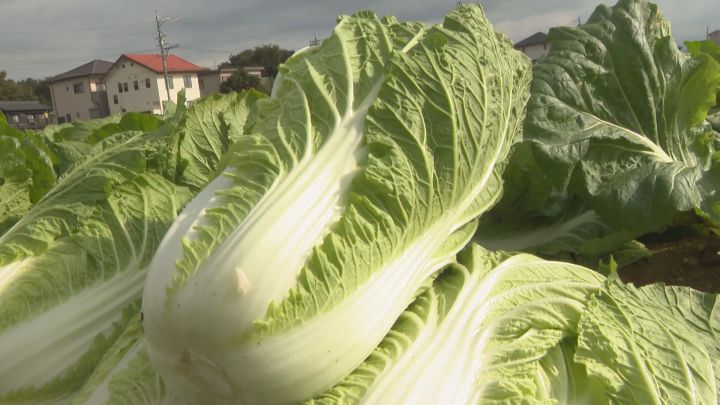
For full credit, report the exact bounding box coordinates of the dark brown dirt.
[619,234,720,294]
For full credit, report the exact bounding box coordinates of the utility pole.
[155,10,178,108]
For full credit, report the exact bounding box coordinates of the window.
[113,95,118,104]
[58,116,66,124]
[122,63,125,69]
[89,108,100,119]
[183,75,192,88]
[130,62,134,66]
[167,77,174,90]
[66,86,70,92]
[121,108,127,113]
[118,82,123,93]
[27,114,35,123]
[123,82,129,92]
[145,78,151,88]
[11,115,19,123]
[133,80,139,90]
[65,113,71,122]
[76,112,80,118]
[73,82,84,94]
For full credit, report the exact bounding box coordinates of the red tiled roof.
[121,54,207,73]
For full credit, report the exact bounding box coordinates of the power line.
[177,46,234,54]
[0,21,149,36]
[0,48,159,67]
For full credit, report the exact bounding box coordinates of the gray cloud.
[1,0,718,79]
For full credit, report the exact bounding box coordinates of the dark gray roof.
[514,32,548,48]
[0,101,51,113]
[50,59,113,82]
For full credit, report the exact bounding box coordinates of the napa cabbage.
[142,5,531,404]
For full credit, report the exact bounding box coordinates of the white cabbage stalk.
[306,245,608,404]
[0,92,260,404]
[312,246,720,405]
[142,5,531,404]
[0,173,182,403]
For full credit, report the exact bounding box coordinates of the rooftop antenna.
[310,35,320,47]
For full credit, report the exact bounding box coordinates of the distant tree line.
[0,71,51,106]
[219,44,295,95]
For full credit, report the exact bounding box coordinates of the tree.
[0,71,37,101]
[18,77,51,106]
[0,71,51,105]
[221,44,294,78]
[220,70,262,94]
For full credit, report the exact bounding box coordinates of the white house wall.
[105,58,202,115]
[106,61,164,115]
[156,74,201,107]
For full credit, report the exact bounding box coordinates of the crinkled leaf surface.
[69,307,168,405]
[0,91,261,403]
[143,6,530,404]
[577,280,720,404]
[310,245,606,404]
[478,0,720,257]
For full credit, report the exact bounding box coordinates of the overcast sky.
[1,0,718,80]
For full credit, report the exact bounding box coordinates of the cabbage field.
[0,0,718,404]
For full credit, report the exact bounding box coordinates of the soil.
[619,231,720,294]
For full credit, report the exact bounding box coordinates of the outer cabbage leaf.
[0,91,262,403]
[577,280,720,404]
[0,171,189,404]
[143,6,531,404]
[0,114,58,235]
[528,0,720,231]
[686,40,720,109]
[51,114,122,143]
[309,245,606,404]
[175,90,266,190]
[0,135,56,235]
[478,0,720,257]
[69,306,169,405]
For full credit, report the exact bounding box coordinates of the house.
[49,59,113,124]
[198,68,237,97]
[710,30,720,46]
[198,66,268,97]
[104,54,207,115]
[0,101,51,130]
[514,32,548,62]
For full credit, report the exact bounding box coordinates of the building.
[710,30,720,46]
[49,60,113,124]
[104,54,207,115]
[514,32,548,62]
[197,66,267,97]
[0,101,51,130]
[198,68,237,97]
